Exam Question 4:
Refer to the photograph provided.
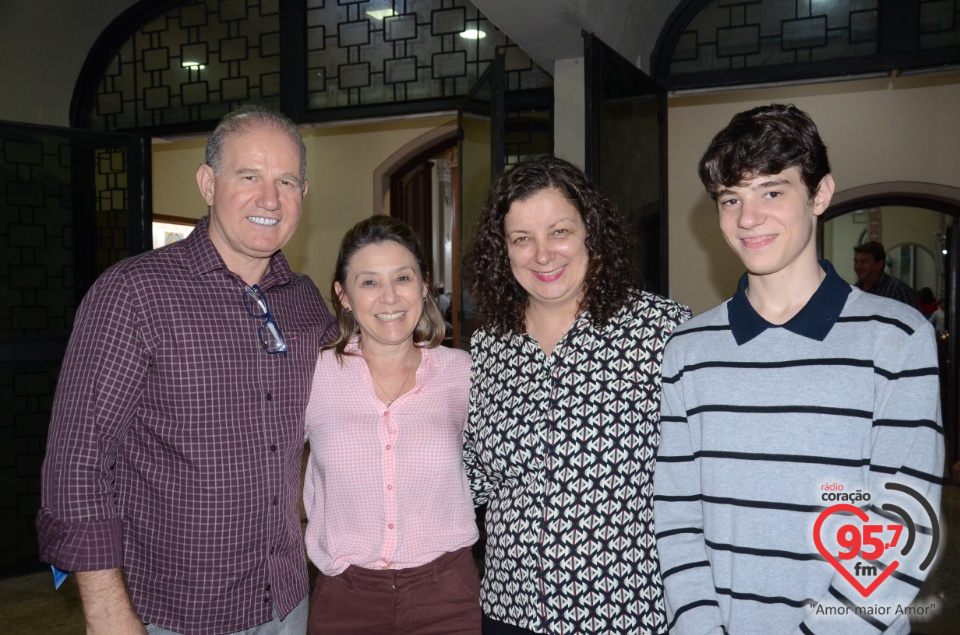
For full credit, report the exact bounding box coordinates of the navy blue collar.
[727,259,852,345]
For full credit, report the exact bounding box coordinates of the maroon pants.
[308,547,481,635]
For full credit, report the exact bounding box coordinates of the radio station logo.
[813,482,939,597]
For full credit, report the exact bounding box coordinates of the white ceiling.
[472,0,684,73]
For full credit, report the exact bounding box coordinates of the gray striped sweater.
[653,261,943,635]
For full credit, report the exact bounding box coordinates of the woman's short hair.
[698,103,831,200]
[325,215,446,360]
[464,156,637,336]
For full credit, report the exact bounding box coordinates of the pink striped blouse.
[303,338,478,576]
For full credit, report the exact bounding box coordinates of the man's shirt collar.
[728,259,851,345]
[182,216,294,288]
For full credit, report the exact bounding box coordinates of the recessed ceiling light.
[366,9,395,20]
[460,29,486,40]
[181,61,205,70]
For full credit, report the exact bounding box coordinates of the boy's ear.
[812,174,835,216]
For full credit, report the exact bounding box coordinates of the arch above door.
[827,181,960,219]
[372,123,458,216]
[821,180,960,473]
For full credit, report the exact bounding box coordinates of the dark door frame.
[0,119,149,575]
[453,56,504,350]
[584,32,669,296]
[820,194,960,471]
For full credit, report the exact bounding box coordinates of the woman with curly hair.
[463,156,691,635]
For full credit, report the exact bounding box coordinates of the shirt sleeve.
[37,270,150,572]
[463,334,499,507]
[794,321,943,634]
[317,299,338,345]
[654,337,726,635]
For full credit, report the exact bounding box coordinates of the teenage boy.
[653,104,943,634]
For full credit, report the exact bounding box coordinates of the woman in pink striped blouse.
[303,216,481,634]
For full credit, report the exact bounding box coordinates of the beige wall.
[155,71,960,316]
[152,115,457,302]
[553,57,586,168]
[151,138,210,222]
[667,72,960,315]
[7,3,960,318]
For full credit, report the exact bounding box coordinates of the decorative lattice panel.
[305,0,549,109]
[0,132,75,339]
[0,130,72,574]
[87,0,551,131]
[93,148,131,270]
[92,0,282,130]
[0,124,141,574]
[920,0,960,50]
[669,0,880,76]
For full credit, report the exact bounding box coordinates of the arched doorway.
[820,184,960,476]
[374,127,459,343]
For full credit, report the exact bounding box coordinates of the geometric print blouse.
[464,291,691,634]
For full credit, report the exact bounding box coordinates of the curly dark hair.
[464,156,637,336]
[698,103,831,200]
[325,215,445,361]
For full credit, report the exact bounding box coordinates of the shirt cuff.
[37,507,125,571]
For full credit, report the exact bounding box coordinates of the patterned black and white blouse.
[465,291,691,634]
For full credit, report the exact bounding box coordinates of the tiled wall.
[1,124,143,574]
[0,366,59,572]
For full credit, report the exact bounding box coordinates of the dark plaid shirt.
[856,272,919,310]
[38,216,335,635]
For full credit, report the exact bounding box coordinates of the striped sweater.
[653,261,943,635]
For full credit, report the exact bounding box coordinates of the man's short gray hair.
[205,105,307,191]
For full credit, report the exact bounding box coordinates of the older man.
[38,106,334,635]
[853,240,919,309]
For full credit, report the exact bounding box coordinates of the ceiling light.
[181,61,205,70]
[366,9,395,20]
[460,29,486,40]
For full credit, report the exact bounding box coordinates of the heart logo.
[813,503,899,597]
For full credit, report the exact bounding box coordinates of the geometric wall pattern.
[87,0,551,132]
[920,0,960,51]
[0,124,141,574]
[305,0,550,109]
[0,131,76,341]
[504,110,551,168]
[91,0,283,130]
[0,129,74,574]
[0,364,60,575]
[93,148,133,270]
[667,0,960,78]
[669,0,880,76]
